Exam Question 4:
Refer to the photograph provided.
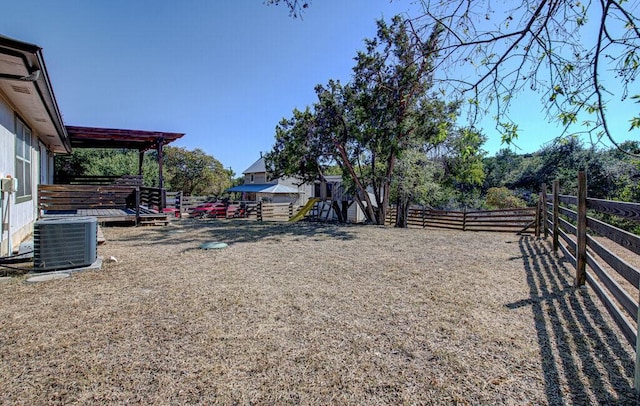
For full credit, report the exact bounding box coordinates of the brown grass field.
[0,220,637,405]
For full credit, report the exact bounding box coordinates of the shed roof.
[66,126,184,151]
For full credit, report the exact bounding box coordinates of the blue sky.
[1,1,636,174]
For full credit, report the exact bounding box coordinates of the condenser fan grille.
[34,216,97,271]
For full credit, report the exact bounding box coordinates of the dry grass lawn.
[0,220,637,405]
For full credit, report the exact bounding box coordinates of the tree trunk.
[334,143,376,221]
[353,193,372,223]
[341,200,349,222]
[395,195,409,228]
[379,150,398,226]
[332,201,345,223]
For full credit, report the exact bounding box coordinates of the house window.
[250,174,254,183]
[15,117,32,200]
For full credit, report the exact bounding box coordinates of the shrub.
[485,187,527,209]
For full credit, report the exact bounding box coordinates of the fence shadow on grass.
[105,219,358,248]
[507,236,636,405]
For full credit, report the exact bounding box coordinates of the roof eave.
[0,35,70,153]
[34,50,71,153]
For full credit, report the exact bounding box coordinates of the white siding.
[244,173,269,184]
[0,96,13,179]
[347,202,366,223]
[0,96,14,254]
[0,95,51,254]
[267,194,297,204]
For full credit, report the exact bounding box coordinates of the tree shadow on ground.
[104,218,359,248]
[507,236,637,405]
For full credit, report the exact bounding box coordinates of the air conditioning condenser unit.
[34,216,98,271]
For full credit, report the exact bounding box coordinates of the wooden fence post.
[535,194,542,238]
[134,188,140,226]
[552,180,559,252]
[542,183,548,238]
[575,171,587,286]
[422,205,426,229]
[462,208,467,231]
[635,293,640,393]
[257,201,263,222]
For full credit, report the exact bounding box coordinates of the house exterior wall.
[0,95,15,255]
[276,176,312,205]
[347,202,366,223]
[258,193,297,205]
[0,95,13,177]
[239,158,364,220]
[244,173,271,184]
[0,93,53,254]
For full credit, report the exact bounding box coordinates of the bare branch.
[411,0,640,157]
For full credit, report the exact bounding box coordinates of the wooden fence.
[165,191,182,211]
[162,193,220,216]
[539,172,640,390]
[257,202,294,221]
[54,174,143,185]
[386,206,537,233]
[164,193,295,222]
[243,202,261,220]
[55,175,167,211]
[139,187,165,210]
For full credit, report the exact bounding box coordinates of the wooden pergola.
[38,126,184,225]
[66,126,185,191]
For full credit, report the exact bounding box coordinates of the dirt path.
[0,220,636,404]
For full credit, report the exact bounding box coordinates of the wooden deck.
[42,208,169,225]
[39,183,170,226]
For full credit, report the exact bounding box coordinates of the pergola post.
[138,150,144,177]
[65,126,183,215]
[157,138,165,210]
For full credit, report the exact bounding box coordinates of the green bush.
[485,187,527,209]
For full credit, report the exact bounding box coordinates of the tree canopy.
[55,147,232,196]
[164,147,232,196]
[55,149,159,186]
[270,0,640,157]
[266,16,461,225]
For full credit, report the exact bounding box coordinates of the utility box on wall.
[1,177,18,193]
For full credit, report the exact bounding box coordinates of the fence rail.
[140,187,165,210]
[257,202,294,221]
[386,206,536,233]
[54,174,143,186]
[164,193,296,222]
[175,195,218,215]
[540,174,640,391]
[244,202,260,220]
[543,176,640,346]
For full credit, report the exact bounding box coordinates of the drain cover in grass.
[200,242,228,250]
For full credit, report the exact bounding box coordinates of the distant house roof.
[0,34,70,153]
[260,184,299,194]
[227,183,299,194]
[243,156,269,174]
